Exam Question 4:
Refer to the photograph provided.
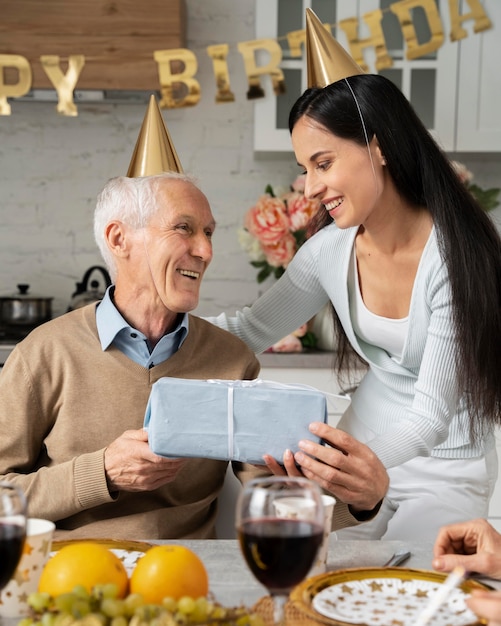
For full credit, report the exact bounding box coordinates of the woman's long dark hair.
[289,74,501,435]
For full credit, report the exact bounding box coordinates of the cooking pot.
[0,284,53,327]
[68,265,112,311]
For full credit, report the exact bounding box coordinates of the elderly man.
[0,171,260,539]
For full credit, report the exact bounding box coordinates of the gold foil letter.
[286,29,307,58]
[40,55,85,116]
[237,39,285,99]
[206,44,235,103]
[448,0,492,41]
[390,0,445,60]
[154,48,201,109]
[0,54,32,115]
[339,11,394,72]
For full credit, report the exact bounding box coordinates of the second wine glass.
[236,475,324,624]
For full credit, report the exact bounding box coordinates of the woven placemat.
[253,596,336,626]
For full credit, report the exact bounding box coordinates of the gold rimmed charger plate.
[51,539,152,574]
[288,567,492,626]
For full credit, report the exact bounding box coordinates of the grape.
[190,597,209,622]
[176,597,195,615]
[40,613,56,626]
[100,598,125,618]
[53,614,77,626]
[73,585,91,600]
[54,593,77,613]
[28,592,52,612]
[123,594,145,616]
[160,597,177,614]
[93,584,120,600]
[25,586,265,626]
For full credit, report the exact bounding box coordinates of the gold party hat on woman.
[126,94,183,176]
[306,8,364,88]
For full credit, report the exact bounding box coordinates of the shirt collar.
[96,285,189,351]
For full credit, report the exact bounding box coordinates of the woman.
[209,31,501,540]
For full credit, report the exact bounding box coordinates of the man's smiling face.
[136,178,216,315]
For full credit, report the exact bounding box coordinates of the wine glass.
[236,476,324,625]
[0,482,27,591]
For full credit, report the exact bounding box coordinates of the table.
[1,536,498,626]
[152,536,437,607]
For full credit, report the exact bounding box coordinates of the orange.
[130,544,209,603]
[38,542,129,597]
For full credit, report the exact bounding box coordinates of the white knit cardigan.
[208,223,493,469]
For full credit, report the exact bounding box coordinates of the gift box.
[144,377,328,464]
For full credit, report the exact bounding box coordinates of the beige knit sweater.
[0,305,260,540]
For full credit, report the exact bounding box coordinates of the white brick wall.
[0,0,499,320]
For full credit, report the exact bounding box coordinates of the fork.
[383,549,411,567]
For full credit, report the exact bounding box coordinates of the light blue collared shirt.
[95,286,189,368]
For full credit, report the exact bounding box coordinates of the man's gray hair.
[94,172,197,279]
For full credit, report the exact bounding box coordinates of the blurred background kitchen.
[0,0,499,324]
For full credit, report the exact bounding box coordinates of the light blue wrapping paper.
[144,377,328,464]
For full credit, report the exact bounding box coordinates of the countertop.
[258,350,335,368]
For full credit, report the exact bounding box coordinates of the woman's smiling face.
[291,115,386,229]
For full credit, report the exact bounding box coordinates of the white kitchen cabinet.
[455,0,501,150]
[254,0,501,152]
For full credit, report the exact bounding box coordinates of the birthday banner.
[0,0,492,116]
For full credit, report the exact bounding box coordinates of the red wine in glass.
[239,517,323,593]
[236,476,325,625]
[0,522,26,588]
[0,483,27,591]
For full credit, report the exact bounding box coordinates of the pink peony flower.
[285,191,320,231]
[239,178,321,283]
[261,233,297,268]
[244,195,290,245]
[451,160,473,184]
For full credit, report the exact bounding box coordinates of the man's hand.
[104,429,186,492]
[433,518,501,579]
[264,421,388,511]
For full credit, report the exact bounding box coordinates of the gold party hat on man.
[306,8,364,88]
[126,94,183,176]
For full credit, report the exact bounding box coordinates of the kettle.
[68,266,112,311]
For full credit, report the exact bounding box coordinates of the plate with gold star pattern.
[289,567,492,625]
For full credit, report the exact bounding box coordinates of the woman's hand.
[264,421,388,511]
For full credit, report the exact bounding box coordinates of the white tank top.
[350,247,408,359]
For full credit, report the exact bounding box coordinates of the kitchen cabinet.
[0,0,186,91]
[254,0,501,152]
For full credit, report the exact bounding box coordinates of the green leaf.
[300,331,318,350]
[257,265,273,283]
[250,260,268,269]
[264,184,275,197]
[273,266,286,280]
[293,229,307,247]
[468,184,500,211]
